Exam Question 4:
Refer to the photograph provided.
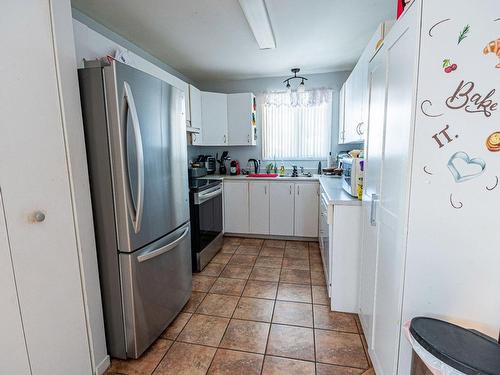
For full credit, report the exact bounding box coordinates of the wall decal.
[423,166,433,175]
[445,80,498,117]
[447,151,486,183]
[457,25,470,44]
[486,131,500,151]
[432,124,458,148]
[443,59,458,73]
[486,176,499,191]
[483,39,500,68]
[449,193,463,209]
[421,99,444,117]
[429,18,451,37]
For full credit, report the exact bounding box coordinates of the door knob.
[33,211,46,223]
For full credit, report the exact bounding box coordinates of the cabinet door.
[189,85,203,145]
[1,1,93,373]
[0,191,31,374]
[249,182,270,234]
[269,182,294,236]
[227,93,255,145]
[201,91,228,145]
[189,85,202,128]
[338,84,346,144]
[372,7,418,375]
[224,182,249,233]
[359,48,387,347]
[294,183,319,237]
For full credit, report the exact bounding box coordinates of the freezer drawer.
[119,222,192,358]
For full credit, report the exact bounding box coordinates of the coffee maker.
[216,151,230,175]
[230,160,240,175]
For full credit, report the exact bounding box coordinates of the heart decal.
[447,151,486,183]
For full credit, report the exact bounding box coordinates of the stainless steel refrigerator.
[78,60,192,359]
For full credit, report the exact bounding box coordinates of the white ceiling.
[72,0,395,82]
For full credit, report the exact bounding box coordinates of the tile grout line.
[205,238,262,374]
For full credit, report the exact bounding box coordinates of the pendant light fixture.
[283,68,308,92]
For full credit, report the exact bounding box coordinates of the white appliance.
[358,1,500,375]
[341,157,363,197]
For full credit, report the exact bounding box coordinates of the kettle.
[247,159,259,174]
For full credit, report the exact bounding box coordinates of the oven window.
[197,193,223,251]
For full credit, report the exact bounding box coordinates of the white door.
[249,182,270,234]
[358,48,387,346]
[269,182,294,236]
[371,6,418,375]
[0,1,93,373]
[294,183,319,237]
[0,190,31,375]
[201,91,228,145]
[227,93,253,145]
[224,182,249,233]
[338,85,346,144]
[189,85,203,145]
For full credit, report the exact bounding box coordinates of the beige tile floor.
[105,237,375,375]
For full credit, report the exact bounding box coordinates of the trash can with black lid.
[406,317,500,375]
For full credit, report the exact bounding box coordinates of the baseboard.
[223,233,318,242]
[95,355,111,375]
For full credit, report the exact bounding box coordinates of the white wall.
[191,73,363,170]
[72,16,188,94]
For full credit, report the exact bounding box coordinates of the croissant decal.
[483,38,500,68]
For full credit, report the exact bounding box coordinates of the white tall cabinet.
[359,2,500,374]
[1,1,108,374]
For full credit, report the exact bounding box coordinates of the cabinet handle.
[264,185,267,195]
[247,135,250,143]
[289,185,292,195]
[370,193,380,226]
[224,134,227,143]
[297,186,300,195]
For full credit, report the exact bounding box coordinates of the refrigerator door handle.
[137,225,190,263]
[370,193,380,226]
[121,81,145,234]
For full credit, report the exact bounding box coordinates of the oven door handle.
[196,187,223,205]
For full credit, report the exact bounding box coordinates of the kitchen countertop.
[318,175,361,206]
[198,174,361,206]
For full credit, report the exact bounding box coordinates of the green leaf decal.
[458,25,470,44]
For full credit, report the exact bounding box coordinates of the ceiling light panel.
[238,0,276,49]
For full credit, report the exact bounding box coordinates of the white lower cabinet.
[224,180,318,238]
[223,181,249,233]
[249,182,270,235]
[294,183,319,237]
[269,182,295,236]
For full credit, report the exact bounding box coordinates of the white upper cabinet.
[189,85,203,145]
[341,60,367,144]
[196,91,256,146]
[294,183,319,237]
[338,84,346,144]
[248,182,270,234]
[339,22,393,145]
[269,182,295,236]
[201,91,228,145]
[227,93,257,146]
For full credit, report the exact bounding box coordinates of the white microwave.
[340,157,363,197]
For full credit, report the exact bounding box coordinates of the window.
[261,89,332,160]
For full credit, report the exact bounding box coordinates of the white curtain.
[262,88,333,160]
